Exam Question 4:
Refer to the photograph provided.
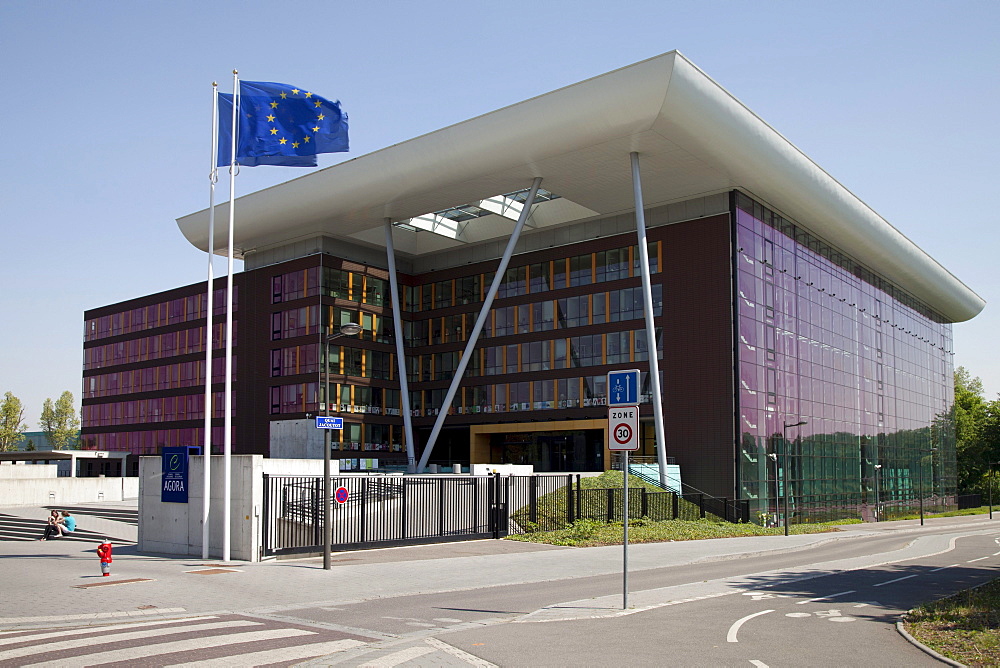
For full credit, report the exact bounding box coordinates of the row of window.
[81,427,229,456]
[267,244,659,316]
[85,288,237,342]
[83,358,229,399]
[271,306,393,343]
[83,324,234,371]
[407,330,658,381]
[404,242,659,312]
[268,374,656,417]
[271,266,390,307]
[82,392,228,427]
[269,285,663,348]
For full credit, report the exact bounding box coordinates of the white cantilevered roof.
[177,51,984,323]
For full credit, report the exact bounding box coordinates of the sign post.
[608,369,641,610]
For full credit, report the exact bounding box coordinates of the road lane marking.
[931,564,960,572]
[727,610,774,643]
[749,661,769,667]
[359,645,436,667]
[873,574,918,587]
[425,637,499,667]
[968,556,989,562]
[796,590,855,604]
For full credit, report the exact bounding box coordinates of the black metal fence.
[261,473,750,557]
[262,474,516,557]
[574,487,750,524]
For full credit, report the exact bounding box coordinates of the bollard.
[97,539,113,577]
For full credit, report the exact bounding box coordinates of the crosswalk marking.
[359,645,437,667]
[0,620,260,662]
[0,615,219,647]
[164,638,367,667]
[425,637,498,667]
[21,628,315,668]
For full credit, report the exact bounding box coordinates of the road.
[1,514,997,667]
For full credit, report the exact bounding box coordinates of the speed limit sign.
[608,406,639,451]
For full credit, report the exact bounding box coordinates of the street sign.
[315,416,344,429]
[608,406,639,451]
[607,369,640,407]
[335,486,349,504]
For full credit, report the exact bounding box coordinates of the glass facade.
[734,193,956,522]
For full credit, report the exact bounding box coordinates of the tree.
[25,438,36,451]
[0,392,28,452]
[40,391,80,450]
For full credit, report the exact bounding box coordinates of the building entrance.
[489,429,603,472]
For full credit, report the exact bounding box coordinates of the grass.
[505,516,844,547]
[905,578,1000,667]
[888,505,996,521]
[511,470,718,532]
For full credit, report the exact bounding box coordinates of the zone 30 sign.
[608,406,639,451]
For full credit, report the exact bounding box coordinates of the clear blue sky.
[2,1,997,427]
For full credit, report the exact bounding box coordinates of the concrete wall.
[0,463,58,479]
[270,419,324,459]
[0,477,139,506]
[139,455,323,562]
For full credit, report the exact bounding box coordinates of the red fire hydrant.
[97,540,113,577]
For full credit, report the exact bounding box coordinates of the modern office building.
[82,52,983,518]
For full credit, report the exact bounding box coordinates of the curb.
[895,617,966,668]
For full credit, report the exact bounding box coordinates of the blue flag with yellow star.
[218,81,349,167]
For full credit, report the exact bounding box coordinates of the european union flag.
[218,81,349,167]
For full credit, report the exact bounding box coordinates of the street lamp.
[323,322,362,571]
[873,464,882,522]
[780,421,807,536]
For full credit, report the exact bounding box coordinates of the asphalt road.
[3,515,998,667]
[289,526,1000,666]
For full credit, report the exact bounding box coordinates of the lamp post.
[768,452,779,530]
[323,322,362,571]
[989,462,999,520]
[873,464,882,522]
[918,447,938,526]
[780,421,807,536]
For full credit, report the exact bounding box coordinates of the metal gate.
[261,474,517,557]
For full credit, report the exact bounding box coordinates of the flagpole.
[223,69,238,563]
[202,82,219,560]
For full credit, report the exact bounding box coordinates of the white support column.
[416,177,543,472]
[384,219,416,473]
[630,152,669,488]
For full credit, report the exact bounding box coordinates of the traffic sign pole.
[623,448,629,610]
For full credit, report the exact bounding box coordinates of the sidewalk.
[1,506,996,629]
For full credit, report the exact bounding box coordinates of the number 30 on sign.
[608,406,639,451]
